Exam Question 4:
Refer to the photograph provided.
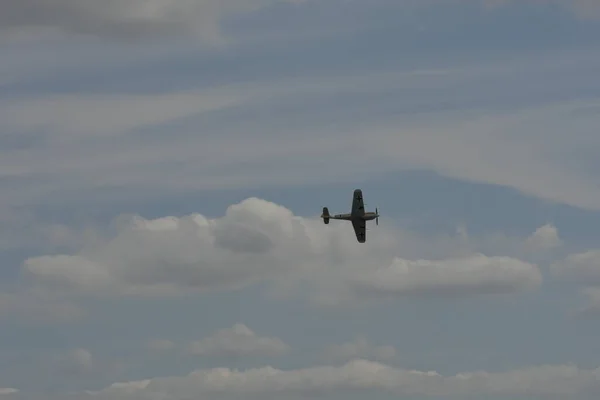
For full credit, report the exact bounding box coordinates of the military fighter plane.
[320,189,379,243]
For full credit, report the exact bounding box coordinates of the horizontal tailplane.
[321,207,330,224]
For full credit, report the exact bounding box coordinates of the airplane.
[320,189,379,243]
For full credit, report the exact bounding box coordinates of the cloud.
[4,46,599,217]
[19,197,542,308]
[83,359,600,399]
[552,250,600,315]
[3,68,600,213]
[0,0,302,43]
[325,253,541,304]
[447,223,563,264]
[55,348,94,376]
[0,291,84,323]
[0,91,244,138]
[579,287,600,316]
[22,198,310,297]
[0,389,18,400]
[525,223,562,252]
[551,250,600,285]
[188,323,290,358]
[323,336,396,362]
[1,0,597,44]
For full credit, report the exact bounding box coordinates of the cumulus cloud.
[0,0,302,43]
[22,198,311,297]
[82,359,600,399]
[336,253,541,301]
[525,223,562,252]
[188,323,290,358]
[18,198,542,307]
[551,250,600,285]
[552,250,600,315]
[323,336,396,362]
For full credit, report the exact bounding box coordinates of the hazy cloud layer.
[323,336,396,362]
[187,323,290,357]
[0,291,84,323]
[552,249,600,314]
[579,288,600,315]
[0,0,302,43]
[552,250,600,285]
[2,54,600,214]
[82,359,600,399]
[0,91,245,137]
[1,0,597,43]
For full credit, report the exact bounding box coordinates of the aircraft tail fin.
[321,207,330,224]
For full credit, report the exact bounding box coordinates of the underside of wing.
[351,189,365,216]
[352,219,366,243]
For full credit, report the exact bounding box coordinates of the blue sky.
[2,1,600,399]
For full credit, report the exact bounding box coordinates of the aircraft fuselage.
[330,212,378,221]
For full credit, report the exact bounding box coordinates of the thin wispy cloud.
[0,0,304,44]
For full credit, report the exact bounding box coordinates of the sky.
[1,0,600,399]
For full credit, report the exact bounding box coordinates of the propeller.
[376,207,379,225]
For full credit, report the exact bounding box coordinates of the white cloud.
[323,336,396,362]
[329,253,541,303]
[21,198,311,297]
[188,323,290,357]
[525,223,562,252]
[83,359,600,399]
[551,250,600,285]
[445,223,563,263]
[18,197,542,307]
[0,0,302,44]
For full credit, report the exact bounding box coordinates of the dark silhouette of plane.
[320,189,379,243]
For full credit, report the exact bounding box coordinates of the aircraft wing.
[352,219,366,243]
[351,189,365,216]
